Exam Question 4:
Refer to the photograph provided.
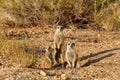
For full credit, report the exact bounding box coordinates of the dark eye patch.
[68,43,70,45]
[72,43,75,46]
[61,27,64,29]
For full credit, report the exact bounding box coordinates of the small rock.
[61,74,67,80]
[94,79,99,80]
[40,70,47,76]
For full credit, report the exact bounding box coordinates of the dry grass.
[0,34,39,67]
[96,1,120,31]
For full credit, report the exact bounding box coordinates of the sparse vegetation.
[0,0,120,30]
[0,0,120,80]
[0,34,39,67]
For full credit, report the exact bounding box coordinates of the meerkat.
[65,42,79,68]
[41,46,53,69]
[53,25,64,65]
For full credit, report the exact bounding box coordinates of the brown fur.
[41,46,53,69]
[53,25,64,65]
[65,42,79,68]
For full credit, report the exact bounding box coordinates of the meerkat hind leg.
[60,53,64,68]
[66,58,72,68]
[72,60,75,68]
[53,49,58,65]
[53,48,61,65]
[76,59,80,68]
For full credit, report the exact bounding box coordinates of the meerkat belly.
[54,34,63,48]
[55,34,61,41]
[55,36,61,43]
[67,52,76,61]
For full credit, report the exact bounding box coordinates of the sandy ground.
[0,27,120,80]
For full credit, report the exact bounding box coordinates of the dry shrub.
[0,0,119,31]
[97,1,120,31]
[8,40,36,67]
[0,35,39,67]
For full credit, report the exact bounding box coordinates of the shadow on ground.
[80,48,120,67]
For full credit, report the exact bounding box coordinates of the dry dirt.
[0,27,120,80]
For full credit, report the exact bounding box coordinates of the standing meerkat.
[53,25,64,65]
[65,42,79,68]
[41,46,53,69]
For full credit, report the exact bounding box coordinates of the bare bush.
[0,0,119,30]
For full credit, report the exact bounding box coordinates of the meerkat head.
[45,46,53,60]
[45,46,52,52]
[56,25,64,31]
[67,42,75,48]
